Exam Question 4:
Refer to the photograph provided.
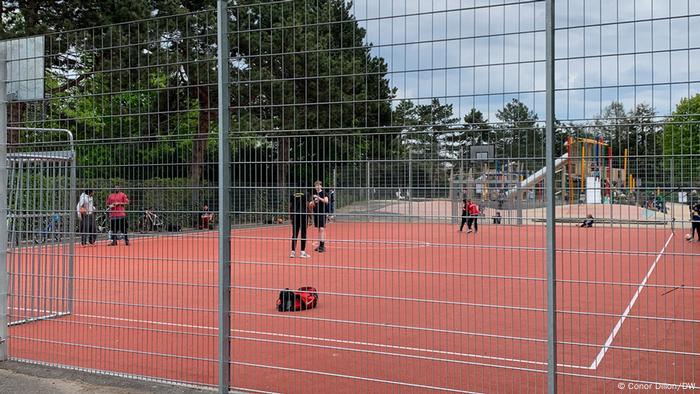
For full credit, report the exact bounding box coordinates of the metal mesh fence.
[6,128,75,326]
[1,0,698,392]
[2,8,222,387]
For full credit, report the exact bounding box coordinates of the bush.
[78,177,216,230]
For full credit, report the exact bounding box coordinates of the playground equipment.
[455,136,636,209]
[506,153,569,198]
[564,136,634,204]
[566,136,606,204]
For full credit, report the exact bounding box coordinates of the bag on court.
[277,287,318,312]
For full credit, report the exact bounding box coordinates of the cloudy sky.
[349,0,700,121]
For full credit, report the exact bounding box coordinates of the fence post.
[0,49,8,360]
[217,1,232,392]
[516,186,523,226]
[68,135,76,314]
[450,168,456,225]
[408,151,412,221]
[545,0,557,392]
[366,160,370,214]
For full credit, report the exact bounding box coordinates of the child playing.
[580,214,594,228]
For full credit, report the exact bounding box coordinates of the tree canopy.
[3,0,698,206]
[663,94,700,188]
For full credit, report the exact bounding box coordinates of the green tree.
[231,0,395,190]
[2,0,219,188]
[441,108,491,147]
[663,94,700,188]
[598,101,629,156]
[596,101,659,158]
[393,98,459,197]
[628,103,663,189]
[595,101,662,190]
[394,98,458,159]
[495,99,541,171]
[1,0,159,144]
[0,0,153,39]
[3,1,398,206]
[462,108,491,145]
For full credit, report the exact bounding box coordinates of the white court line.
[233,361,482,394]
[302,241,430,250]
[72,313,589,370]
[150,228,432,250]
[589,232,674,370]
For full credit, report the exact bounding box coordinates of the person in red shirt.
[106,185,130,246]
[466,199,480,234]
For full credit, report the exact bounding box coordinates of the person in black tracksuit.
[458,198,468,231]
[312,180,329,252]
[690,203,700,242]
[289,190,310,258]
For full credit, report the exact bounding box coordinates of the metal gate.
[6,128,76,325]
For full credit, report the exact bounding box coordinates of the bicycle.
[34,213,63,244]
[138,209,164,232]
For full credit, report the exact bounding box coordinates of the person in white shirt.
[76,189,97,245]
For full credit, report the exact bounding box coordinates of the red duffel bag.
[277,287,318,312]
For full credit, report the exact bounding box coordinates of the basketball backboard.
[470,145,494,160]
[0,36,45,101]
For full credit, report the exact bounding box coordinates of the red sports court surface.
[7,222,699,393]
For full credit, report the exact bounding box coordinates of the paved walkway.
[0,361,212,394]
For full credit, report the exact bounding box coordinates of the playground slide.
[506,153,569,196]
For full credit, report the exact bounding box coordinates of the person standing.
[690,203,700,242]
[458,198,468,232]
[106,185,130,246]
[289,189,310,258]
[310,180,329,252]
[466,199,480,234]
[76,189,96,245]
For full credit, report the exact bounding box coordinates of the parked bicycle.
[33,213,63,244]
[138,208,164,232]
